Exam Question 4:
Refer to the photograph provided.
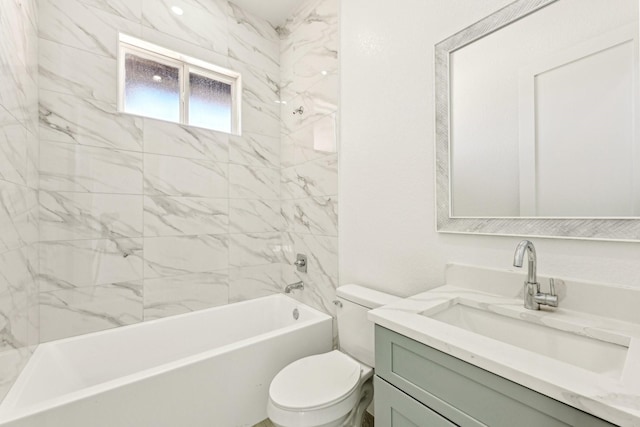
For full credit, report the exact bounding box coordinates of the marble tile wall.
[278,0,339,318]
[33,0,339,345]
[0,0,39,401]
[37,0,284,341]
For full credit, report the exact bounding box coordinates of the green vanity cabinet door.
[374,376,457,427]
[375,326,616,427]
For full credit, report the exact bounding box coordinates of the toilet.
[267,284,400,427]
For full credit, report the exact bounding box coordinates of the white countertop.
[368,265,640,427]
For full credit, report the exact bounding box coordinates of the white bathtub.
[0,294,332,427]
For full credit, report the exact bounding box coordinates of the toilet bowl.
[267,285,399,427]
[267,351,373,427]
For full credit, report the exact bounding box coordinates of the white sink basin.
[424,300,628,378]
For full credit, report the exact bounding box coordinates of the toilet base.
[344,377,373,427]
[268,377,374,427]
[270,414,348,427]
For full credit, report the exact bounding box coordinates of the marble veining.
[33,0,290,346]
[229,199,283,233]
[282,262,337,316]
[227,2,279,76]
[232,60,280,108]
[282,232,337,279]
[143,118,229,163]
[139,25,231,70]
[141,0,228,56]
[143,235,229,279]
[24,0,331,350]
[229,164,280,199]
[190,0,231,16]
[143,272,228,320]
[228,2,279,44]
[25,129,38,190]
[232,60,281,138]
[229,263,282,303]
[40,191,143,241]
[38,238,143,292]
[38,0,141,59]
[369,264,640,427]
[229,232,282,267]
[291,196,338,236]
[280,232,338,318]
[281,154,338,200]
[279,0,338,100]
[0,248,32,351]
[39,39,117,104]
[144,154,228,198]
[229,133,280,169]
[280,57,338,108]
[39,281,143,342]
[276,0,339,325]
[281,116,337,167]
[0,182,37,254]
[39,90,143,152]
[279,0,338,42]
[280,75,338,134]
[0,1,33,128]
[81,0,143,22]
[144,196,228,237]
[0,109,27,187]
[25,243,39,351]
[39,141,144,194]
[241,101,281,138]
[0,0,38,402]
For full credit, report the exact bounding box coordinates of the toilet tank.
[336,284,400,367]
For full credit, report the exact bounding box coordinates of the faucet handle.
[293,254,307,273]
[545,278,559,307]
[549,278,556,297]
[534,278,559,308]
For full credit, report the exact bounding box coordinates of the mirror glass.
[449,0,638,218]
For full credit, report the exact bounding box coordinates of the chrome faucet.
[293,254,307,273]
[513,240,558,310]
[284,281,304,293]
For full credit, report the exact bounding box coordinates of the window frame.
[117,33,242,135]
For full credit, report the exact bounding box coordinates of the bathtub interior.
[0,294,330,420]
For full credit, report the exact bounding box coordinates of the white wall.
[339,0,640,298]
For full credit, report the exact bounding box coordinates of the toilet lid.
[269,350,361,411]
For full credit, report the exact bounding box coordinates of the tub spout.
[285,281,304,293]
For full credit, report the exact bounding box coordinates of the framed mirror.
[435,0,640,241]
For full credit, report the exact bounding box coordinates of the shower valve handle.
[293,254,307,272]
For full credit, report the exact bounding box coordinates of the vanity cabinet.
[374,326,615,427]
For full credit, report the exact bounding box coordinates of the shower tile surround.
[36,0,279,342]
[279,0,339,319]
[34,0,339,344]
[0,0,40,401]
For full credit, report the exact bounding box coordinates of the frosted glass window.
[189,72,232,133]
[119,35,241,134]
[124,53,180,122]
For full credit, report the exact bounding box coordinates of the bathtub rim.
[0,294,332,424]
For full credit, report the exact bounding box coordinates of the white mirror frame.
[435,0,640,242]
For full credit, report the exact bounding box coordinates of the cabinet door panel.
[375,326,615,427]
[374,376,457,427]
